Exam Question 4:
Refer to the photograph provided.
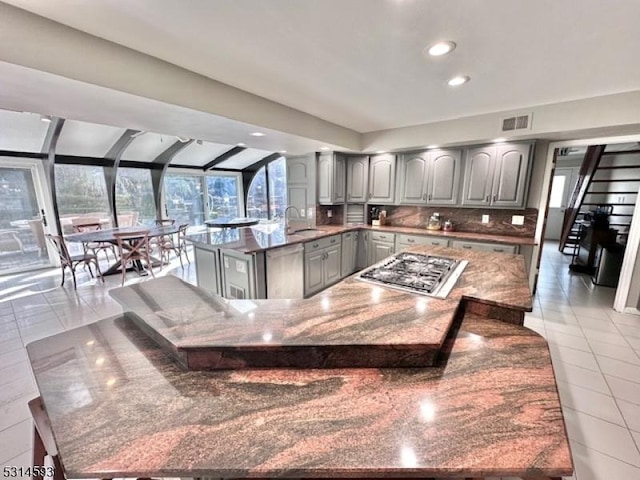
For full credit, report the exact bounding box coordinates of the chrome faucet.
[284,205,301,234]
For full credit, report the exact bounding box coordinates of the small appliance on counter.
[427,212,442,231]
[443,219,454,232]
[371,207,387,226]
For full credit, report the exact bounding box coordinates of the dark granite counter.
[187,223,536,255]
[109,246,532,369]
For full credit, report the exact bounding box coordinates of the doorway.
[545,167,578,240]
[0,162,53,274]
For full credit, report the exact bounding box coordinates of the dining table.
[65,225,180,276]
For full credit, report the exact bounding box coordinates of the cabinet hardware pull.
[331,239,336,243]
[347,193,351,200]
[369,192,372,198]
[463,245,472,249]
[493,194,497,202]
[422,193,427,200]
[428,194,432,201]
[494,248,504,252]
[313,243,319,248]
[408,239,414,243]
[485,195,489,202]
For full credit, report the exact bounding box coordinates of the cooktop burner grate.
[356,252,467,298]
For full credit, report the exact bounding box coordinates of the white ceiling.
[216,148,275,170]
[4,0,640,133]
[121,132,181,162]
[171,142,234,167]
[0,109,48,152]
[56,119,125,157]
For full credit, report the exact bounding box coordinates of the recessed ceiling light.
[493,137,507,143]
[375,150,386,154]
[320,146,330,151]
[250,132,265,137]
[279,150,287,154]
[427,145,438,149]
[447,75,470,87]
[40,114,51,123]
[427,41,456,57]
[237,143,246,147]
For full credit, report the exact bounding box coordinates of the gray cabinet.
[369,231,396,265]
[304,235,342,296]
[356,230,370,269]
[346,156,369,203]
[451,240,519,254]
[318,152,346,205]
[395,234,450,251]
[368,153,396,203]
[398,150,461,205]
[341,231,358,277]
[194,247,221,295]
[462,143,531,208]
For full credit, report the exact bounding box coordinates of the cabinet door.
[427,150,461,205]
[304,250,325,296]
[491,144,530,207]
[194,247,220,295]
[341,232,354,278]
[357,231,370,269]
[351,231,359,272]
[324,245,342,286]
[462,147,495,206]
[370,241,394,264]
[398,153,429,204]
[317,153,333,204]
[346,156,369,203]
[333,154,346,203]
[368,154,396,203]
[222,253,252,299]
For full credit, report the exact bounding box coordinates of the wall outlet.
[482,215,490,224]
[512,215,525,225]
[327,209,333,218]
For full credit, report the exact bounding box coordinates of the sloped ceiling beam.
[41,117,65,235]
[203,146,246,171]
[151,139,194,220]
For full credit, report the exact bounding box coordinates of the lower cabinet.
[450,240,519,254]
[369,231,396,265]
[194,247,221,295]
[220,250,266,299]
[304,235,343,297]
[340,231,358,277]
[395,234,450,251]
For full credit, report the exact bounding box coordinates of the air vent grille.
[501,113,533,132]
[229,285,246,299]
[346,204,365,225]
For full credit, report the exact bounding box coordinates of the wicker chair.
[46,234,103,289]
[113,229,155,286]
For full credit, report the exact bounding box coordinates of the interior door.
[0,162,53,274]
[545,168,575,240]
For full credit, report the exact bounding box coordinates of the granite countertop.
[27,310,571,478]
[186,223,536,254]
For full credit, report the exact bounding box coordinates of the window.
[164,174,205,227]
[55,164,110,232]
[246,156,287,221]
[268,157,287,219]
[206,174,240,219]
[116,168,155,226]
[246,167,268,219]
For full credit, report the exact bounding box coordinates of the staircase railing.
[559,144,606,250]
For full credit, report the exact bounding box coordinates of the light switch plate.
[327,210,333,217]
[482,215,490,224]
[512,215,525,225]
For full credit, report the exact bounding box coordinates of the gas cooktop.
[356,252,468,298]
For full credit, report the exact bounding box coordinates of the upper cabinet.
[346,155,369,203]
[368,153,396,203]
[397,149,461,205]
[318,152,346,205]
[462,143,531,208]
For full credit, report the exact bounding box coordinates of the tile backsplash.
[318,204,537,237]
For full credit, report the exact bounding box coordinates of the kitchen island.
[26,246,571,480]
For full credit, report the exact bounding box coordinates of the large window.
[55,164,110,232]
[206,174,240,220]
[164,174,206,227]
[116,168,155,226]
[246,156,287,221]
[246,167,268,219]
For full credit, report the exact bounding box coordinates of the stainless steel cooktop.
[356,252,468,298]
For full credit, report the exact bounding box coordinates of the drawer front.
[451,240,518,254]
[370,231,395,242]
[304,234,340,253]
[397,234,450,248]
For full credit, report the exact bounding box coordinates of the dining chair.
[157,223,190,269]
[155,218,176,226]
[46,234,103,289]
[113,229,155,286]
[71,220,116,261]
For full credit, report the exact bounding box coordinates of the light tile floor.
[0,241,639,479]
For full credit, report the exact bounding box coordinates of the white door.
[545,168,575,240]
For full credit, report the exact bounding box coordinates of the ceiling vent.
[500,112,533,133]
